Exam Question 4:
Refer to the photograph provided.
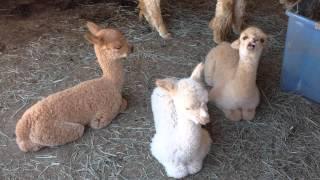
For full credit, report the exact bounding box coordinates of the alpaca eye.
[242,36,248,40]
[115,45,122,49]
[260,38,265,43]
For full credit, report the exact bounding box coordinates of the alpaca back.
[151,87,176,136]
[49,78,121,123]
[205,42,239,87]
[25,77,121,126]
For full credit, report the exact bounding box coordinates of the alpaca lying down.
[204,27,267,121]
[150,63,212,179]
[15,22,133,152]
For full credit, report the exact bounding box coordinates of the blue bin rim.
[286,10,317,27]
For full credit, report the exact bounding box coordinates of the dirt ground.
[0,0,320,179]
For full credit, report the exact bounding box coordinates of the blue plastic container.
[281,10,320,103]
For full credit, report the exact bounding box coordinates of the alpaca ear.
[190,63,204,82]
[231,39,240,49]
[86,21,101,35]
[84,32,103,45]
[155,78,176,92]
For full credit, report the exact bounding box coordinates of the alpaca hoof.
[90,115,109,129]
[166,165,188,179]
[17,140,42,152]
[242,109,255,121]
[224,109,241,121]
[243,116,254,121]
[160,32,172,39]
[228,116,241,121]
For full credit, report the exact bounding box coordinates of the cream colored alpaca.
[150,63,212,179]
[204,27,267,121]
[209,0,246,44]
[139,0,170,39]
[15,22,133,152]
[138,0,245,41]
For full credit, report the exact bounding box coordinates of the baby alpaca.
[204,27,267,121]
[150,63,212,179]
[15,22,133,152]
[209,0,246,44]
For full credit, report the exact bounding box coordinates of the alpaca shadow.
[204,102,223,145]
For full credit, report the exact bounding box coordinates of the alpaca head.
[155,63,210,125]
[231,26,267,59]
[85,21,133,60]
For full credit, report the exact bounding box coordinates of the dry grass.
[0,0,319,179]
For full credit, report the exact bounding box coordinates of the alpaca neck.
[235,53,260,86]
[95,47,123,90]
[175,112,202,142]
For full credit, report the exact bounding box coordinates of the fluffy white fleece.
[150,67,212,179]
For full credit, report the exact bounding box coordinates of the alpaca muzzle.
[247,42,256,50]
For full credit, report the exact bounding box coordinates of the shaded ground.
[0,0,320,179]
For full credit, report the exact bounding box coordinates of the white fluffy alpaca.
[150,63,212,179]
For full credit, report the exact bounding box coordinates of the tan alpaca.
[204,27,267,121]
[139,0,171,39]
[209,0,234,44]
[209,0,246,44]
[138,0,244,41]
[15,22,133,152]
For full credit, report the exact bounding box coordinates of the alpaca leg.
[232,0,246,34]
[16,138,44,152]
[138,0,171,39]
[164,163,188,179]
[187,130,211,174]
[90,112,115,129]
[242,108,256,121]
[30,121,84,146]
[209,0,234,44]
[223,109,241,121]
[16,117,44,152]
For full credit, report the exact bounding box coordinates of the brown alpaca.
[15,22,133,152]
[209,0,246,44]
[204,27,267,121]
